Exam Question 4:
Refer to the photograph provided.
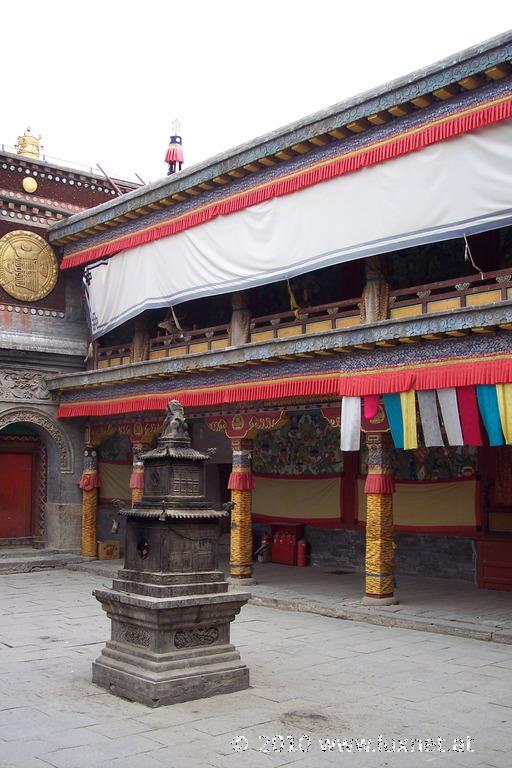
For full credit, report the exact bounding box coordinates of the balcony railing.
[388,266,512,319]
[93,267,512,368]
[96,344,133,369]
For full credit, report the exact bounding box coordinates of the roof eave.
[48,29,512,244]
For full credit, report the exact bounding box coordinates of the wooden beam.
[184,187,201,196]
[367,111,391,125]
[274,151,292,161]
[346,119,368,133]
[291,143,311,154]
[458,75,483,90]
[432,85,458,100]
[484,63,510,80]
[242,163,260,172]
[198,182,214,190]
[387,103,412,117]
[227,169,245,178]
[212,175,230,184]
[308,135,328,146]
[258,157,277,166]
[410,94,433,108]
[171,193,187,201]
[328,127,349,140]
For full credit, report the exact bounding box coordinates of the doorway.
[0,424,46,542]
[0,453,33,538]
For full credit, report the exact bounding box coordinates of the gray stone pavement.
[69,558,512,644]
[1,570,512,767]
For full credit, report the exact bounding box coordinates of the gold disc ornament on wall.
[0,230,58,301]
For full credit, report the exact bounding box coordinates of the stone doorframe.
[0,406,74,474]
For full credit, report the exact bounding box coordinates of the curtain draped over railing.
[79,115,512,340]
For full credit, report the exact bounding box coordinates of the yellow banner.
[358,479,476,527]
[98,462,132,502]
[253,476,341,520]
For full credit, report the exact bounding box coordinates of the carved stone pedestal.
[92,400,250,707]
[92,580,249,707]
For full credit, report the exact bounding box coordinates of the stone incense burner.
[92,400,250,707]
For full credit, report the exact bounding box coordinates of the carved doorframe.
[0,407,74,474]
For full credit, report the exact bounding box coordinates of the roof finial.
[165,119,184,176]
[17,127,40,159]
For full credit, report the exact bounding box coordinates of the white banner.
[87,120,512,338]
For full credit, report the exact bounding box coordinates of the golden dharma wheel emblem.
[0,230,58,302]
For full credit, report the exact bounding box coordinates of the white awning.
[87,119,512,339]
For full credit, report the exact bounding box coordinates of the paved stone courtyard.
[71,558,512,643]
[1,570,512,768]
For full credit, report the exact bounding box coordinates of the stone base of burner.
[92,648,249,707]
[92,587,250,707]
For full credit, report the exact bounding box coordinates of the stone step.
[0,537,45,550]
[0,547,60,559]
[0,553,85,574]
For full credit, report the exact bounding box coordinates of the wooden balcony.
[388,267,512,319]
[93,267,512,368]
[96,345,133,369]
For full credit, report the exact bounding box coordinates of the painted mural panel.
[360,445,477,481]
[253,412,342,476]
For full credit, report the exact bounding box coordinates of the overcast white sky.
[3,1,512,184]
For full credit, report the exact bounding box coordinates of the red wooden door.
[477,540,512,591]
[0,454,32,538]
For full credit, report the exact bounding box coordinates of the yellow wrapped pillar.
[228,438,255,579]
[78,445,100,557]
[129,441,144,506]
[363,432,397,603]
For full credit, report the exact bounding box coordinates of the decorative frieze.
[0,368,55,402]
[174,627,219,648]
[113,623,151,647]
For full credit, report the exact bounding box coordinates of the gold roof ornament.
[22,176,38,194]
[16,127,40,159]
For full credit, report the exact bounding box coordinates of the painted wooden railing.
[94,267,512,367]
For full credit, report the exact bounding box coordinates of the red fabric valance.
[61,94,512,271]
[57,354,512,419]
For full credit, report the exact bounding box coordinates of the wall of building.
[253,523,476,582]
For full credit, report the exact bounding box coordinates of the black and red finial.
[165,119,184,176]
